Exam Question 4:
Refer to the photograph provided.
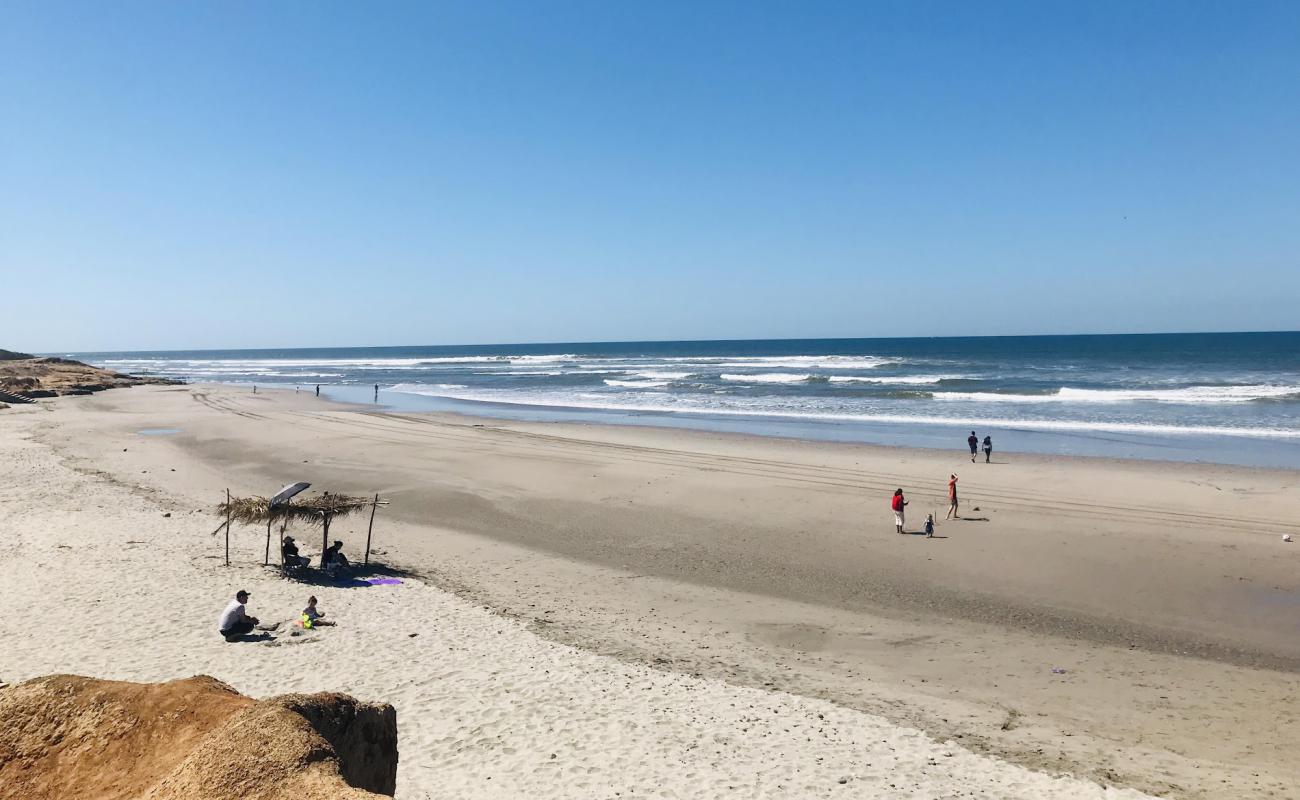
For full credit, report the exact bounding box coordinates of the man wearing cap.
[218,590,259,641]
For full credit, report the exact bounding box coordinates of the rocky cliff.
[0,352,179,401]
[0,675,398,800]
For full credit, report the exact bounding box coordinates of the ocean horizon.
[68,331,1300,468]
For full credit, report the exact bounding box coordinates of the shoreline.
[231,380,1300,475]
[314,383,1300,470]
[378,392,1300,477]
[6,384,1300,797]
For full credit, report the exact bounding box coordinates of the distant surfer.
[967,431,979,462]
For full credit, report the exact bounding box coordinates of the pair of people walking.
[967,432,993,463]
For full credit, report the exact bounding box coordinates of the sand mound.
[0,675,397,800]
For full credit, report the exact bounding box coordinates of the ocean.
[71,332,1300,468]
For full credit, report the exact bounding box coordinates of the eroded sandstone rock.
[0,354,180,399]
[0,674,398,800]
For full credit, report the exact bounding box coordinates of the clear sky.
[3,1,1298,352]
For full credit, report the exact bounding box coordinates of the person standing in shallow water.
[982,435,993,463]
[967,431,979,462]
[891,488,908,534]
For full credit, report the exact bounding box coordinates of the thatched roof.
[216,493,371,526]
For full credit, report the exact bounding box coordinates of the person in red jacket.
[891,488,908,534]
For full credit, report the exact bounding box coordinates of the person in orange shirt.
[945,474,960,520]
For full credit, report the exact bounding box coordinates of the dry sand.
[3,384,1298,797]
[0,674,397,800]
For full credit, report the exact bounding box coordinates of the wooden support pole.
[364,493,379,564]
[322,515,330,568]
[224,488,231,567]
[265,517,273,566]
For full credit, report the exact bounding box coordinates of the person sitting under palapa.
[281,535,309,568]
[321,540,350,572]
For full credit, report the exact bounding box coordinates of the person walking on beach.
[982,435,993,463]
[315,384,320,397]
[891,488,908,533]
[945,474,960,520]
[217,590,259,642]
[967,431,979,462]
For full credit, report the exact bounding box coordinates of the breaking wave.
[934,385,1300,404]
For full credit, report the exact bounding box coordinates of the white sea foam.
[572,356,901,370]
[103,357,469,368]
[508,354,580,364]
[135,367,349,378]
[98,354,580,370]
[385,383,1300,439]
[387,382,469,394]
[935,385,1300,404]
[632,371,695,380]
[690,356,901,369]
[604,379,672,388]
[249,372,347,378]
[720,373,812,384]
[828,375,962,385]
[475,370,569,376]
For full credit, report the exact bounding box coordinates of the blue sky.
[3,1,1298,352]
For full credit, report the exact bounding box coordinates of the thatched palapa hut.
[216,491,378,567]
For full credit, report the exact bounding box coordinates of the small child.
[301,596,335,628]
[923,514,935,539]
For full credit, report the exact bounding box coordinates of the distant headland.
[0,348,179,407]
